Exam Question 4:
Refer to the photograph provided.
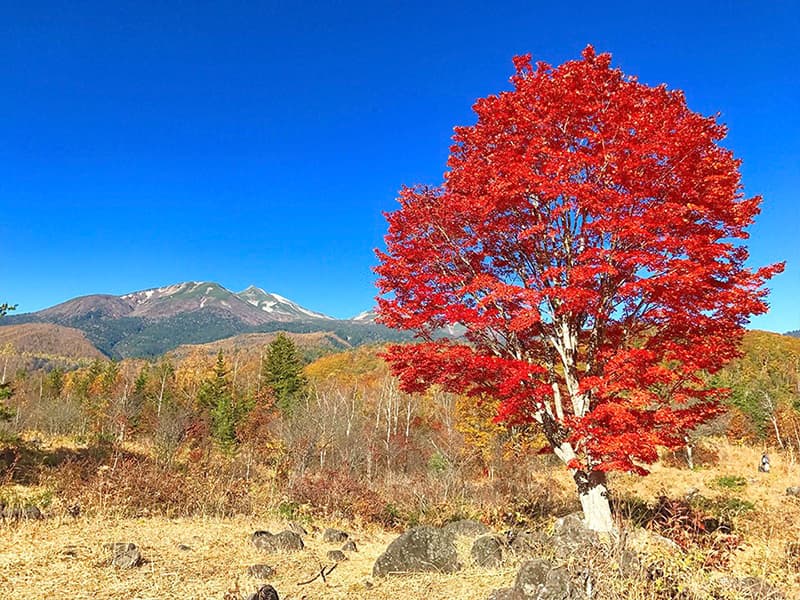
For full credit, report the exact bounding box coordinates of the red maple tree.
[375,47,783,531]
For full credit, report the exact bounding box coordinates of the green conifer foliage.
[262,333,307,415]
[198,350,239,450]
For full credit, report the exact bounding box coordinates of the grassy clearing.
[2,436,800,598]
[0,515,518,599]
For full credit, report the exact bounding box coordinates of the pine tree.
[262,333,307,416]
[198,350,238,450]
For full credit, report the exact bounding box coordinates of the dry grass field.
[0,514,520,599]
[2,438,800,599]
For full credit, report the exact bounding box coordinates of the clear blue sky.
[1,1,797,330]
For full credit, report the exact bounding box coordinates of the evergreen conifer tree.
[198,350,238,450]
[262,333,307,415]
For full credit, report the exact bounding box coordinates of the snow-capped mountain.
[235,286,333,321]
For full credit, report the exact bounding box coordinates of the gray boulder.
[105,542,142,568]
[322,528,349,543]
[246,584,279,600]
[442,519,490,541]
[251,530,275,550]
[509,530,547,556]
[373,526,460,577]
[513,559,582,600]
[515,559,552,598]
[2,505,43,521]
[326,550,347,562]
[273,530,304,551]
[342,539,358,552]
[550,513,598,557]
[471,535,506,568]
[287,522,307,536]
[785,486,800,497]
[251,530,304,553]
[248,564,276,579]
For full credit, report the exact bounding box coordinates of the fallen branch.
[297,563,337,586]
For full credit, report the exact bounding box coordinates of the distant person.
[759,452,771,473]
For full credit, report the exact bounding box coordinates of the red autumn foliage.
[375,47,782,480]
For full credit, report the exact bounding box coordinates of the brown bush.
[286,469,388,524]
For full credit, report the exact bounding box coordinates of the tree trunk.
[575,469,614,532]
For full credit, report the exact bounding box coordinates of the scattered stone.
[248,564,276,579]
[251,531,275,550]
[471,534,506,568]
[273,530,304,552]
[251,530,304,553]
[785,486,800,497]
[341,539,358,552]
[287,522,307,536]
[541,565,572,599]
[2,505,43,521]
[373,526,460,577]
[487,588,524,600]
[322,528,349,543]
[176,544,192,552]
[246,584,279,600]
[509,530,547,556]
[514,558,552,598]
[685,487,700,500]
[105,542,142,568]
[551,513,599,557]
[363,577,374,589]
[326,550,347,562]
[442,519,490,541]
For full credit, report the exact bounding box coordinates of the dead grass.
[3,436,800,598]
[0,515,519,599]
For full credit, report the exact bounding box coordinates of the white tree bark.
[578,475,615,533]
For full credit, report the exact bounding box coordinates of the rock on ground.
[322,528,349,543]
[287,522,307,536]
[326,550,347,562]
[551,513,598,556]
[341,539,358,552]
[246,584,279,600]
[1,505,43,521]
[442,519,490,541]
[104,542,142,568]
[508,530,547,557]
[250,530,304,553]
[486,558,586,600]
[373,526,460,577]
[471,535,506,568]
[247,564,276,579]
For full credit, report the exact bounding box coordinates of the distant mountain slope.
[237,286,333,321]
[787,330,800,338]
[2,282,414,359]
[37,294,136,320]
[0,323,105,359]
[170,331,352,363]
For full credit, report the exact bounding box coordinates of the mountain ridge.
[3,281,406,359]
